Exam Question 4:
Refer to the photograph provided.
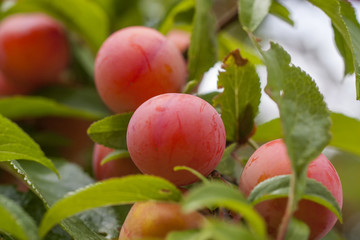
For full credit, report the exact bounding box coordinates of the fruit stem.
[276,172,296,240]
[247,138,259,150]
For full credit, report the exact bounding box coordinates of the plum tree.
[94,26,187,113]
[92,143,141,180]
[119,201,205,240]
[126,93,226,186]
[239,139,343,240]
[0,13,70,88]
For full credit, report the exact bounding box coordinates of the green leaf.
[100,150,130,165]
[2,0,110,51]
[0,115,58,176]
[269,0,294,26]
[182,181,266,239]
[285,218,310,240]
[0,186,72,240]
[262,42,331,174]
[253,112,360,157]
[187,0,217,85]
[173,166,209,183]
[167,230,201,240]
[0,96,103,120]
[0,194,39,240]
[238,0,272,32]
[215,143,237,177]
[308,0,360,99]
[201,220,259,240]
[8,160,115,240]
[87,113,133,149]
[39,175,182,238]
[217,32,262,65]
[247,175,342,223]
[159,0,195,34]
[213,49,261,143]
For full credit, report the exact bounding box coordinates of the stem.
[276,172,297,240]
[247,138,259,150]
[215,6,238,33]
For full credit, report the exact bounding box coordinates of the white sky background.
[199,0,360,124]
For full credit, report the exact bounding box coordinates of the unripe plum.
[94,26,187,113]
[119,201,205,240]
[239,139,343,240]
[127,93,226,186]
[92,143,141,181]
[0,13,70,87]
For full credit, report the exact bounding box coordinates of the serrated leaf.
[39,175,182,238]
[262,42,331,174]
[253,112,360,157]
[247,175,342,222]
[187,0,217,85]
[213,49,261,143]
[87,113,133,149]
[2,0,109,51]
[238,0,271,32]
[308,0,360,99]
[0,194,39,240]
[182,181,266,239]
[159,0,195,34]
[0,115,58,176]
[0,96,103,120]
[285,218,310,240]
[269,0,294,26]
[9,160,113,240]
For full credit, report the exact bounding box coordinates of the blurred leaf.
[262,42,331,176]
[285,218,310,240]
[159,0,194,34]
[308,0,360,100]
[248,175,342,222]
[269,0,294,26]
[87,113,133,149]
[36,86,110,118]
[39,175,182,238]
[9,160,115,240]
[253,112,360,157]
[168,219,258,240]
[0,96,104,120]
[213,49,261,143]
[100,150,130,165]
[0,194,39,240]
[329,112,360,156]
[0,115,58,176]
[187,0,217,86]
[217,32,262,64]
[182,181,266,239]
[238,0,271,32]
[167,230,201,240]
[216,143,237,177]
[2,0,109,51]
[195,91,220,105]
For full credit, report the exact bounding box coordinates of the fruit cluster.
[0,11,343,240]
